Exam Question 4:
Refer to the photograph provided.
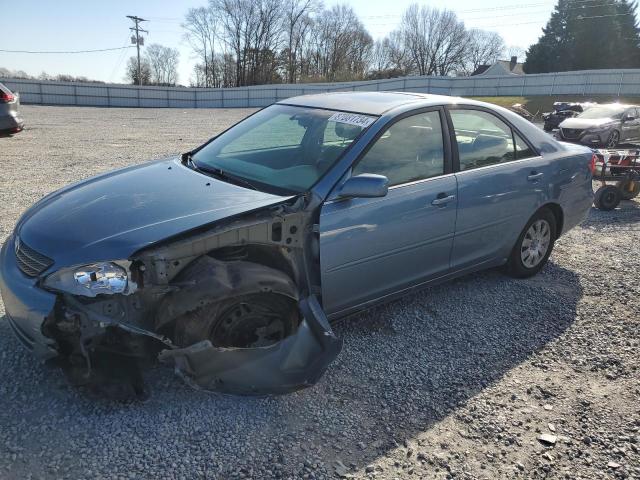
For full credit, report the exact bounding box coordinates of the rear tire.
[594,185,621,211]
[505,209,557,278]
[615,180,640,200]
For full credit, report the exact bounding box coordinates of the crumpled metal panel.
[158,295,342,395]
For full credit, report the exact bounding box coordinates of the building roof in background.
[472,57,525,76]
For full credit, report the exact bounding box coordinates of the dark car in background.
[0,82,24,135]
[542,102,596,132]
[558,104,640,148]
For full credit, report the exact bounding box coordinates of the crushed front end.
[0,200,342,399]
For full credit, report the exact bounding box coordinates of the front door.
[319,109,458,315]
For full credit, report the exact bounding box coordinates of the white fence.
[2,69,639,108]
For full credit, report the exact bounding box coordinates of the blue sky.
[1,0,560,85]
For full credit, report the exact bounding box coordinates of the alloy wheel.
[606,130,619,148]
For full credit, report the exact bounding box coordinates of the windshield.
[192,104,376,194]
[578,105,627,120]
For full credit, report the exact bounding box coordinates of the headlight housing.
[587,124,614,133]
[43,261,135,297]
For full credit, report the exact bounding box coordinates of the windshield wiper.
[200,166,259,191]
[181,152,258,191]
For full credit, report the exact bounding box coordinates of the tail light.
[589,153,597,174]
[0,90,15,103]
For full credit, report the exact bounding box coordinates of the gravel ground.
[0,105,638,480]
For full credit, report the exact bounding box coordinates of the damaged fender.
[158,295,342,395]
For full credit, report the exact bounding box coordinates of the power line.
[109,35,134,83]
[364,7,635,28]
[0,46,134,54]
[360,0,616,18]
[471,12,636,28]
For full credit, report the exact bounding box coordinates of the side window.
[451,109,530,171]
[514,132,536,160]
[353,111,444,186]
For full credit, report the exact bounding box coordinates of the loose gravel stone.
[0,106,638,479]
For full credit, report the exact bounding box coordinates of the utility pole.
[127,15,148,85]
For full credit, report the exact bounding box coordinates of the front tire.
[505,209,556,278]
[174,293,299,348]
[604,130,620,148]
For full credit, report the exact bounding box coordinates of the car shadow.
[0,260,582,478]
[310,260,582,473]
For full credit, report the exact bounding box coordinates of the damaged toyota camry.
[0,92,594,398]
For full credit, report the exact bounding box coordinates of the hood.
[559,117,615,129]
[16,158,292,268]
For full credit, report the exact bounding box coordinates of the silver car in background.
[558,104,640,148]
[0,82,24,136]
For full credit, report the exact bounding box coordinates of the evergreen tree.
[524,0,640,73]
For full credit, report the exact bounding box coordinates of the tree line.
[182,1,508,87]
[10,0,636,87]
[525,0,640,73]
[0,67,105,84]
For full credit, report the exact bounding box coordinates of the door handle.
[527,172,544,182]
[431,194,456,206]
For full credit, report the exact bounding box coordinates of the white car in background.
[0,82,24,136]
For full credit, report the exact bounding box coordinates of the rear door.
[319,108,457,315]
[447,107,549,270]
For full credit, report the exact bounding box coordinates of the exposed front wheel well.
[207,244,297,281]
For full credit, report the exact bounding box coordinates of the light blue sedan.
[0,92,593,397]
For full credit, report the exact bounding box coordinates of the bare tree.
[183,6,218,87]
[397,4,467,76]
[145,44,180,85]
[307,4,372,81]
[506,45,526,60]
[212,0,251,86]
[125,56,151,85]
[370,39,391,73]
[182,0,511,86]
[367,35,410,79]
[282,0,319,83]
[462,29,505,75]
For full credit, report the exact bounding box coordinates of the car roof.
[278,91,563,155]
[277,91,462,116]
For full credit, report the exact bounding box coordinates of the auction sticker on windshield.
[328,112,376,128]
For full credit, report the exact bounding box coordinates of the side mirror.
[337,173,389,199]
